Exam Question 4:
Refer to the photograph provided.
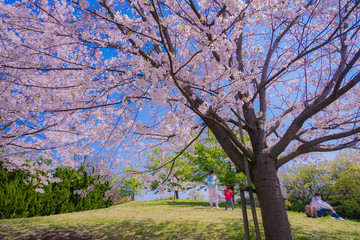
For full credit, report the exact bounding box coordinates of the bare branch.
[129,125,207,175]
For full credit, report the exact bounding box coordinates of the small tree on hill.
[116,169,145,201]
[188,189,205,201]
[144,132,246,197]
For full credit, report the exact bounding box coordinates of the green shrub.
[329,196,360,220]
[286,200,306,213]
[0,163,112,219]
[329,166,360,220]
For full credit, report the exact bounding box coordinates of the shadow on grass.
[224,220,360,240]
[146,200,241,209]
[0,218,245,240]
[111,201,129,206]
[145,199,211,207]
[1,202,358,240]
[1,217,359,240]
[291,226,360,240]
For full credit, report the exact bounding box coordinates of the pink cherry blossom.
[1,0,360,238]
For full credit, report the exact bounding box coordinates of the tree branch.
[271,51,360,158]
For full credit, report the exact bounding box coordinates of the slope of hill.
[0,200,359,239]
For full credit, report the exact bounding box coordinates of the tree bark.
[205,115,293,239]
[252,154,293,240]
[174,190,179,199]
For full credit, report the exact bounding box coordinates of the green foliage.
[0,165,36,218]
[329,195,360,220]
[332,166,360,197]
[183,132,247,191]
[285,200,306,213]
[329,166,360,220]
[280,150,360,219]
[0,163,112,219]
[279,164,332,204]
[115,169,144,200]
[187,189,205,200]
[145,147,194,194]
[146,130,246,196]
[280,151,360,203]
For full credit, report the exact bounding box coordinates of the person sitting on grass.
[310,192,345,221]
[224,184,234,211]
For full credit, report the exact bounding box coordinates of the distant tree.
[280,150,360,203]
[181,131,247,194]
[116,170,144,201]
[279,164,332,203]
[188,189,205,200]
[145,131,246,197]
[333,165,360,197]
[326,150,360,180]
[144,148,197,199]
[280,150,360,213]
[329,165,360,219]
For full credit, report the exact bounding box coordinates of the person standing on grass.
[206,170,219,209]
[310,192,345,221]
[224,184,234,211]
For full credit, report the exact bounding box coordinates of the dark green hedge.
[285,200,306,213]
[329,195,360,220]
[0,164,112,219]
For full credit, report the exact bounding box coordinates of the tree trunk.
[253,154,293,240]
[174,191,179,199]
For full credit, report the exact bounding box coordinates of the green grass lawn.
[0,200,359,239]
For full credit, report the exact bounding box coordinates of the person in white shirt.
[310,192,345,221]
[206,170,219,209]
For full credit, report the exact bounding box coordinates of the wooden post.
[244,160,262,240]
[237,107,262,240]
[240,184,250,240]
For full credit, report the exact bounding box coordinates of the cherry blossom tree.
[1,0,360,238]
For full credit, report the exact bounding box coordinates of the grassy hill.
[0,200,359,239]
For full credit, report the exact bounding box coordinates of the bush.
[286,200,306,213]
[329,166,360,220]
[329,196,360,220]
[0,163,112,219]
[0,167,37,218]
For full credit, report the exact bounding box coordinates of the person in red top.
[224,184,234,211]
